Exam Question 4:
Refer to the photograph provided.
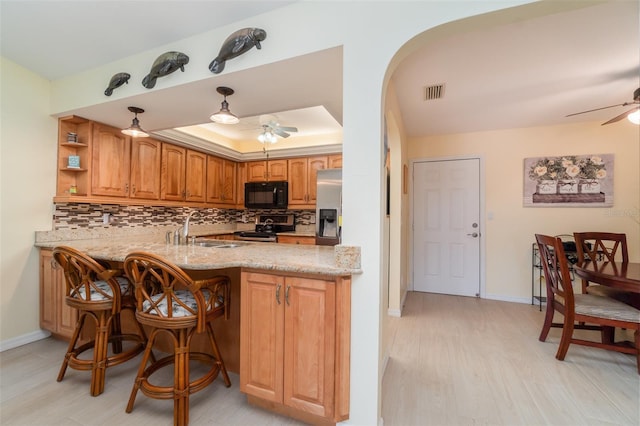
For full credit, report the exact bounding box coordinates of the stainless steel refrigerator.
[315,168,342,246]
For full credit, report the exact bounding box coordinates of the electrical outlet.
[102,213,110,224]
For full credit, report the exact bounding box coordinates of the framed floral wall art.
[523,154,614,207]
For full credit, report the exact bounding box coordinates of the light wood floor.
[1,292,638,425]
[382,292,639,426]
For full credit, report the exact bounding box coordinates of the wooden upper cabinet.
[130,138,161,200]
[269,160,288,181]
[161,144,186,201]
[328,154,342,169]
[307,156,328,204]
[91,123,131,197]
[207,155,236,204]
[236,162,247,208]
[287,158,309,205]
[185,150,206,202]
[246,159,288,182]
[288,156,328,208]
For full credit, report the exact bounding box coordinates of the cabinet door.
[247,161,267,182]
[222,159,236,203]
[161,144,186,201]
[328,154,342,169]
[91,123,131,197]
[236,162,247,208]
[287,158,309,206]
[268,160,288,181]
[277,235,315,245]
[185,150,206,202]
[40,249,76,339]
[206,155,224,203]
[307,156,328,204]
[130,138,161,200]
[283,277,336,418]
[240,272,285,403]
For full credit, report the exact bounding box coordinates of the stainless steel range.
[235,214,295,242]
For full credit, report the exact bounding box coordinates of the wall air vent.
[424,84,445,101]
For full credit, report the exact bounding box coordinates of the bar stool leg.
[206,323,231,387]
[90,312,110,396]
[175,329,189,426]
[58,312,87,382]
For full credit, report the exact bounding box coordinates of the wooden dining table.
[574,261,640,293]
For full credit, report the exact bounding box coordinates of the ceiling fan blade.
[601,106,639,125]
[273,128,290,138]
[566,103,627,117]
[277,126,298,132]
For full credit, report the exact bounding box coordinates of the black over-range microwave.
[244,181,288,209]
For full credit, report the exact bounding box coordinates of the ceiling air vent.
[424,84,445,101]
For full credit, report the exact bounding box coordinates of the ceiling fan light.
[121,107,149,137]
[627,109,640,125]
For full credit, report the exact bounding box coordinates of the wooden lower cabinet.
[277,235,315,245]
[240,271,350,424]
[39,249,77,339]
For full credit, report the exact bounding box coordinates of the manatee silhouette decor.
[142,51,189,89]
[209,28,267,74]
[104,72,130,96]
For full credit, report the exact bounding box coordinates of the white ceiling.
[1,1,638,153]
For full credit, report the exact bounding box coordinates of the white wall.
[0,57,57,345]
[409,121,640,302]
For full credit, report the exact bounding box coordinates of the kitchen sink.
[195,240,245,248]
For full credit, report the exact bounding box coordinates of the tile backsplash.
[52,203,315,230]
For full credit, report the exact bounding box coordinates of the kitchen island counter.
[34,234,361,276]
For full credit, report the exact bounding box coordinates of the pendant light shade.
[121,106,149,137]
[627,109,640,125]
[210,86,239,124]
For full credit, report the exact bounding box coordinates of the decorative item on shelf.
[66,132,78,143]
[142,51,189,89]
[104,72,131,96]
[210,87,239,124]
[67,155,80,169]
[121,106,149,138]
[69,185,77,194]
[208,27,266,74]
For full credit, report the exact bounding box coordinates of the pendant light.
[210,86,239,124]
[121,106,149,137]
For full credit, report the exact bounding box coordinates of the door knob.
[467,232,479,238]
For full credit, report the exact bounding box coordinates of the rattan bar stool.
[123,251,231,426]
[52,246,146,396]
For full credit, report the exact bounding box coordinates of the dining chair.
[573,232,632,303]
[123,251,231,426]
[52,246,146,396]
[535,234,640,373]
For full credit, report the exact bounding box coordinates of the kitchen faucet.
[181,211,198,240]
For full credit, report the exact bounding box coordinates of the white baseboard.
[0,330,51,352]
[387,289,409,318]
[484,293,531,304]
[387,308,401,317]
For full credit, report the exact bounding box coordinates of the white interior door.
[412,159,480,297]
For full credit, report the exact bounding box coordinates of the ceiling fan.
[566,88,640,125]
[259,114,298,139]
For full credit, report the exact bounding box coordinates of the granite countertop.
[34,229,361,276]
